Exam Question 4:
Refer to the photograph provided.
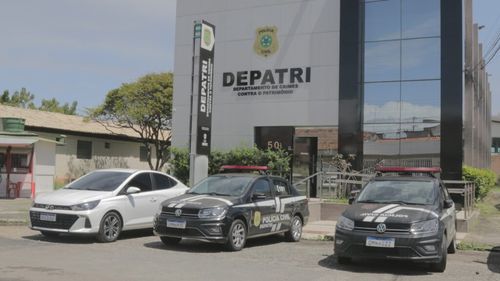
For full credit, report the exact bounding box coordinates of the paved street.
[0,226,498,281]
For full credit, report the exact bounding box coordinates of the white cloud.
[365,101,440,123]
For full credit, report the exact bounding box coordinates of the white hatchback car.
[29,169,188,242]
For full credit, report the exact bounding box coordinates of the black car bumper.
[334,228,442,262]
[153,213,229,243]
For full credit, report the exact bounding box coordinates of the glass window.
[364,0,401,41]
[364,82,401,124]
[364,41,400,82]
[140,146,148,162]
[252,179,272,198]
[127,173,152,192]
[402,0,440,39]
[188,176,253,197]
[401,80,440,123]
[66,171,132,191]
[77,140,92,159]
[399,123,440,167]
[363,124,401,167]
[402,38,440,80]
[153,173,176,190]
[273,179,290,196]
[357,180,436,205]
[491,138,500,154]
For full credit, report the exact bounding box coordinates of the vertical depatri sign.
[196,21,215,155]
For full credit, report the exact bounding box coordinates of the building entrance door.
[292,137,318,197]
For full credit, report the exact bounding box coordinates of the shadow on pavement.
[318,255,432,276]
[22,229,153,244]
[144,234,287,253]
[488,247,500,273]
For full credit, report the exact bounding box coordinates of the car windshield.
[65,171,132,192]
[188,175,253,197]
[356,180,436,205]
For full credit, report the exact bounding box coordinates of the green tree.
[39,98,78,115]
[90,72,173,171]
[1,88,36,109]
[1,88,78,115]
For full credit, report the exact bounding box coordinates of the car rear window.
[356,180,436,205]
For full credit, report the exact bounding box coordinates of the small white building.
[0,104,165,198]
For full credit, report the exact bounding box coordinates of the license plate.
[40,213,57,222]
[167,219,186,229]
[366,236,395,248]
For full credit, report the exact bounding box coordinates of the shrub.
[462,165,497,200]
[168,147,190,184]
[168,146,291,185]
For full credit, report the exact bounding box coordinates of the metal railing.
[293,172,324,198]
[319,171,373,199]
[443,180,476,219]
[293,171,373,199]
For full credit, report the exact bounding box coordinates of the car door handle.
[150,198,157,203]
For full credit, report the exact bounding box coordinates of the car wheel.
[285,215,303,242]
[430,236,447,272]
[160,236,181,245]
[337,256,351,265]
[97,211,122,243]
[225,219,246,251]
[447,235,457,254]
[40,231,60,238]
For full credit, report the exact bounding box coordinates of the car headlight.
[71,200,100,211]
[336,215,354,231]
[198,207,228,219]
[411,219,439,235]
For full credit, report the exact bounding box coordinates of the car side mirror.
[444,199,454,209]
[348,190,360,205]
[252,193,267,201]
[126,186,141,194]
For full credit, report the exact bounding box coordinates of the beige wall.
[36,132,158,183]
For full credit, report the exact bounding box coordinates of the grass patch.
[457,241,493,251]
[476,200,499,216]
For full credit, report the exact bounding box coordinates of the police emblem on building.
[253,26,279,57]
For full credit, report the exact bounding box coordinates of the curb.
[0,219,28,226]
[302,233,335,241]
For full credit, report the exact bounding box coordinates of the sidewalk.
[302,220,336,240]
[0,198,32,225]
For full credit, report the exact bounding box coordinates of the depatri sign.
[222,26,311,97]
[196,21,215,155]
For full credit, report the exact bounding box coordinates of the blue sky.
[0,0,176,113]
[0,0,499,116]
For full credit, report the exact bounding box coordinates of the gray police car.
[334,167,456,272]
[153,166,309,251]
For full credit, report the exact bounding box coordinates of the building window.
[0,153,30,173]
[362,0,441,168]
[77,140,92,159]
[104,142,111,149]
[493,138,500,154]
[140,146,148,162]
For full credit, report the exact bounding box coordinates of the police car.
[153,166,309,251]
[334,167,456,272]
